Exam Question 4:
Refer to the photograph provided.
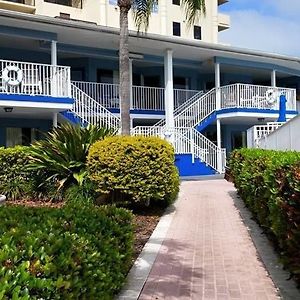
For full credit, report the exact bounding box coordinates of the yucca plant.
[28,123,114,192]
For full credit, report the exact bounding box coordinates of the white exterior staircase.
[70,83,120,131]
[131,126,226,173]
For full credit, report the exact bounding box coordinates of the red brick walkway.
[138,180,279,300]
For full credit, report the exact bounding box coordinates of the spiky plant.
[28,123,114,191]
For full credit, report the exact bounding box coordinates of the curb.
[117,201,178,300]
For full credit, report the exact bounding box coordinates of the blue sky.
[219,0,300,56]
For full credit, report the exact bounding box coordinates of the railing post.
[67,68,71,98]
[237,83,240,107]
[215,62,221,110]
[216,118,222,173]
[190,128,195,164]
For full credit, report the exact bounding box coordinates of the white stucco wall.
[259,115,300,151]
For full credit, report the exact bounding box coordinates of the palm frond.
[132,0,158,32]
[181,0,206,27]
[28,124,114,191]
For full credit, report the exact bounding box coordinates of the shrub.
[28,124,114,192]
[87,136,179,207]
[229,148,300,282]
[0,146,60,201]
[0,204,133,299]
[0,146,33,200]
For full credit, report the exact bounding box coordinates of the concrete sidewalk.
[138,180,280,300]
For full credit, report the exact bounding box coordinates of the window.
[173,22,181,36]
[44,0,82,8]
[194,26,202,40]
[6,128,38,148]
[172,0,180,5]
[97,69,114,84]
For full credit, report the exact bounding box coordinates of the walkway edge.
[117,202,177,300]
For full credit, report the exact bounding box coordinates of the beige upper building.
[0,0,230,43]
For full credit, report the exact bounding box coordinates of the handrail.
[71,83,120,131]
[174,88,217,128]
[131,126,226,173]
[155,90,204,127]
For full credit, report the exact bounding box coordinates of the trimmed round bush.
[0,204,133,299]
[87,136,179,206]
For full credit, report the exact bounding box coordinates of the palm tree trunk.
[119,4,131,135]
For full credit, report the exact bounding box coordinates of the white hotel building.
[0,0,299,176]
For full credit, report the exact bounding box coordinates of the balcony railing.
[72,81,200,111]
[0,59,71,98]
[220,83,296,111]
[247,122,285,148]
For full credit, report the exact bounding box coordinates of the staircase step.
[175,154,217,177]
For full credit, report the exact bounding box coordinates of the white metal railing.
[71,83,120,131]
[131,126,226,173]
[73,81,120,109]
[174,88,217,128]
[248,122,285,148]
[0,59,71,98]
[132,85,165,110]
[174,89,200,108]
[72,81,200,111]
[155,90,204,127]
[220,83,296,111]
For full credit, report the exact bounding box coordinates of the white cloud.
[219,9,300,56]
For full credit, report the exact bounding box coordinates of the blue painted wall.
[175,154,216,176]
[0,47,50,64]
[0,118,52,147]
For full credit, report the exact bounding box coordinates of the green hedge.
[0,204,133,299]
[229,148,300,282]
[0,146,32,200]
[87,136,179,207]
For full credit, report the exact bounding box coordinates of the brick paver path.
[139,180,279,300]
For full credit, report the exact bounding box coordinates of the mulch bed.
[132,206,165,261]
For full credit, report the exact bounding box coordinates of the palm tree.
[118,0,206,135]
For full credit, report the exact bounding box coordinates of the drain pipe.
[277,95,287,122]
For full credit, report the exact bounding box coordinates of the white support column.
[53,112,58,128]
[130,117,133,132]
[164,49,174,130]
[129,59,133,109]
[271,69,276,87]
[51,40,58,97]
[215,62,221,109]
[51,40,57,66]
[216,118,222,173]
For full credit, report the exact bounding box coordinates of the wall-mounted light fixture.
[3,107,13,113]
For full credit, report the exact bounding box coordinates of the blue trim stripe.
[217,107,298,115]
[196,108,298,132]
[0,94,74,104]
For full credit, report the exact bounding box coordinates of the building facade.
[0,0,230,43]
[0,0,299,176]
